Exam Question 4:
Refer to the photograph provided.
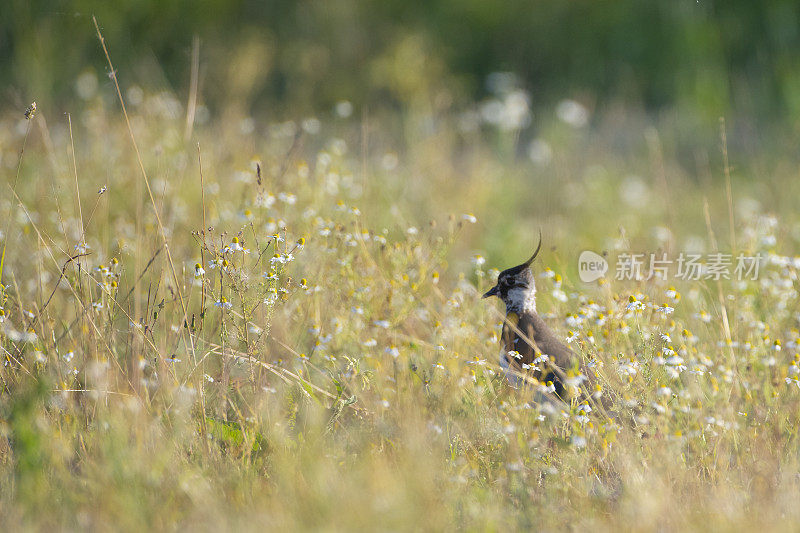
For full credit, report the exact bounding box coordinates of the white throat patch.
[506,285,536,313]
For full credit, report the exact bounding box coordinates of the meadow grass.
[1,80,800,531]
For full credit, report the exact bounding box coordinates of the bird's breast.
[505,311,519,327]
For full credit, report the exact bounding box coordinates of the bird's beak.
[482,285,499,299]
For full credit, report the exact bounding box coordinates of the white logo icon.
[578,250,608,282]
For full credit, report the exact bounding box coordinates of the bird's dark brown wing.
[500,310,582,395]
[502,310,610,411]
[523,312,577,372]
[501,311,552,384]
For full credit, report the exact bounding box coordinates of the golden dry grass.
[1,75,800,531]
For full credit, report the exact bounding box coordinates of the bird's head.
[482,232,542,313]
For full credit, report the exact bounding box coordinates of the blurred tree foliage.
[3,0,800,123]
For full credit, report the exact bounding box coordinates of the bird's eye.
[500,277,512,286]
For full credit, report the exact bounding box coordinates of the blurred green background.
[6,0,800,263]
[4,0,800,128]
